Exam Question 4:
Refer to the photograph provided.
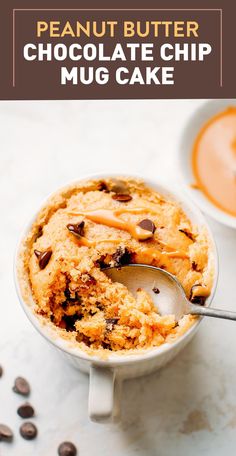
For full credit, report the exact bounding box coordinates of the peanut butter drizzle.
[68,208,189,259]
[138,246,188,261]
[68,209,153,241]
[115,207,160,216]
[76,237,125,248]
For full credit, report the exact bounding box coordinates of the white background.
[0,99,236,455]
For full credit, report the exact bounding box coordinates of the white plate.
[178,99,236,229]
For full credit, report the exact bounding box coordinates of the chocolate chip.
[13,377,30,396]
[112,247,132,266]
[0,365,3,377]
[190,285,206,306]
[96,255,107,269]
[34,249,52,269]
[112,194,133,202]
[20,422,37,440]
[62,314,80,332]
[179,229,195,241]
[97,181,109,192]
[17,403,35,419]
[96,301,104,311]
[111,179,130,195]
[102,342,111,350]
[138,219,156,235]
[0,424,14,442]
[58,441,77,456]
[64,289,82,303]
[152,287,160,294]
[67,221,85,238]
[191,261,201,272]
[106,317,119,331]
[191,295,206,306]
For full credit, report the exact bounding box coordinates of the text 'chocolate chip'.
[58,441,77,456]
[20,422,37,440]
[13,377,30,396]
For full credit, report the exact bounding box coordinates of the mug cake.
[17,177,214,354]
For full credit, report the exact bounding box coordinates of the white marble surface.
[0,99,236,455]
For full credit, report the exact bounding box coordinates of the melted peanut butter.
[75,237,125,248]
[68,208,189,260]
[68,209,154,241]
[138,246,188,260]
[192,106,236,216]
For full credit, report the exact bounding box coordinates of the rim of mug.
[14,172,219,367]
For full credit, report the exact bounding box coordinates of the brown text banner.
[0,0,235,99]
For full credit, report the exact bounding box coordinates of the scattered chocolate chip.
[0,424,14,442]
[58,441,77,456]
[0,365,3,377]
[20,422,37,440]
[61,301,68,310]
[191,261,201,272]
[34,249,52,269]
[89,309,97,316]
[112,247,132,267]
[50,315,55,322]
[152,287,160,294]
[106,317,119,331]
[190,295,206,306]
[179,229,195,241]
[64,289,82,303]
[96,301,104,311]
[67,221,85,238]
[62,314,80,332]
[102,342,111,350]
[112,194,133,202]
[13,377,30,396]
[17,403,35,419]
[190,285,206,306]
[138,219,156,235]
[96,255,107,269]
[111,179,130,195]
[97,181,109,192]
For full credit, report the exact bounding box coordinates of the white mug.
[14,174,218,422]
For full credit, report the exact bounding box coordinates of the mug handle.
[88,365,120,422]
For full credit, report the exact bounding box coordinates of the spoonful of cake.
[105,264,236,321]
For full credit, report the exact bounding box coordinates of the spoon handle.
[189,304,236,321]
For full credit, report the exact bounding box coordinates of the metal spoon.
[105,264,236,321]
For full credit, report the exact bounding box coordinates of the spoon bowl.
[105,264,189,321]
[105,264,236,322]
